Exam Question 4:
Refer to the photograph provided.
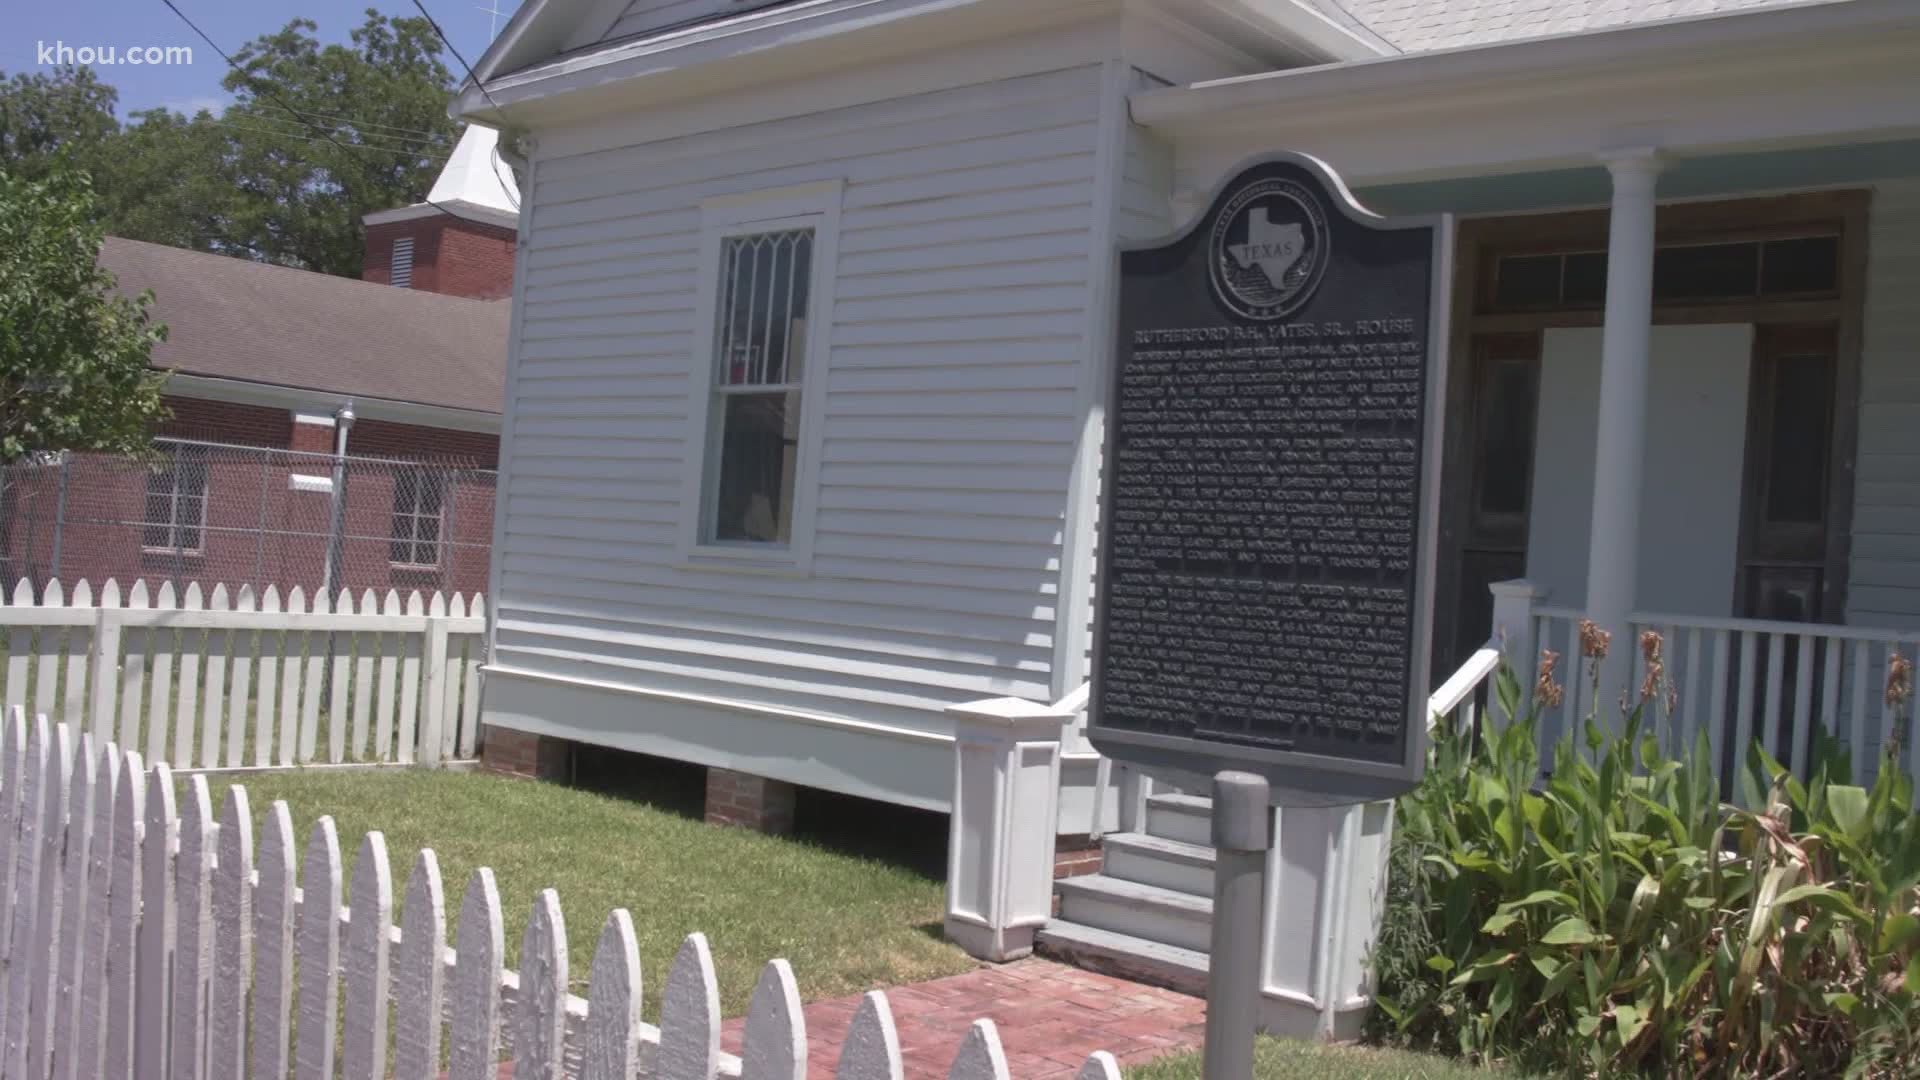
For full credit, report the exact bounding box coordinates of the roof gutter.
[1132,0,1916,133]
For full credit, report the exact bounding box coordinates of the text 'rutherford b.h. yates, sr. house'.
[450,0,1920,1035]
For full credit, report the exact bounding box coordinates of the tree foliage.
[0,165,169,463]
[0,9,459,278]
[0,66,119,183]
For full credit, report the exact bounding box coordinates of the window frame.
[389,467,447,570]
[676,180,842,574]
[141,446,209,556]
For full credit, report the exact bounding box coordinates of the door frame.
[1434,190,1870,667]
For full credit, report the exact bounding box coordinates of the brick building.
[0,130,520,599]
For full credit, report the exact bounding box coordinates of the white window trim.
[676,179,842,575]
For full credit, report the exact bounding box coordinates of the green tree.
[0,10,460,279]
[0,66,120,183]
[0,165,169,463]
[208,9,458,275]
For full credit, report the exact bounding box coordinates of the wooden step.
[1034,920,1208,997]
[1100,831,1215,897]
[1144,793,1212,846]
[1053,874,1213,952]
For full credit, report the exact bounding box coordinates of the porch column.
[1585,149,1663,717]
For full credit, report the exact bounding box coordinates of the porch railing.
[1518,595,1919,792]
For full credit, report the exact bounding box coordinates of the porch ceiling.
[1357,139,1920,218]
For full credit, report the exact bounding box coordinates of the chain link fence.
[0,438,495,602]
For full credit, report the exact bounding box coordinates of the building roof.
[1337,0,1812,53]
[98,237,508,416]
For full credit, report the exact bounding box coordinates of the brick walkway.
[719,959,1207,1078]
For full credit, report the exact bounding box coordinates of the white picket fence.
[0,707,1121,1080]
[0,579,485,771]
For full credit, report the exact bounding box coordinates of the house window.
[709,227,811,545]
[391,469,443,567]
[1490,234,1840,311]
[681,182,841,569]
[391,236,415,288]
[143,445,208,554]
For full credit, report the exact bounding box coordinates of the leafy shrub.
[1370,634,1920,1078]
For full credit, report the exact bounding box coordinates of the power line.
[409,0,509,119]
[283,110,454,142]
[206,120,451,159]
[413,0,521,210]
[207,112,450,156]
[156,0,493,229]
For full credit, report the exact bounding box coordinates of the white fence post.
[393,850,446,1080]
[295,817,342,1080]
[448,868,503,1080]
[420,603,449,767]
[5,711,50,1078]
[90,585,122,745]
[739,959,805,1080]
[342,832,393,1080]
[943,696,1075,963]
[171,774,214,1080]
[104,748,145,1080]
[1488,579,1545,726]
[135,763,178,1079]
[514,889,569,1080]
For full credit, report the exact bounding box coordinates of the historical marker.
[1088,153,1452,806]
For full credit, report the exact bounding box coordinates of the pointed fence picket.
[0,707,1130,1080]
[0,578,487,772]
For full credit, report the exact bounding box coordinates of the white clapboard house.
[458,0,1920,1034]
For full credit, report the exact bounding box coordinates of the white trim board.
[480,664,955,810]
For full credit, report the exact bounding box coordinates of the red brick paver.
[720,959,1207,1079]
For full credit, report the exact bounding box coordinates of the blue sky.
[3,0,521,117]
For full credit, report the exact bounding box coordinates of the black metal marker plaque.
[1088,154,1451,806]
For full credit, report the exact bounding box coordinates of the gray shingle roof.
[1335,0,1815,53]
[98,237,508,415]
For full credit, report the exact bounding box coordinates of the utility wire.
[282,110,455,141]
[156,0,494,228]
[408,0,509,118]
[207,113,450,156]
[206,120,451,159]
[410,0,521,209]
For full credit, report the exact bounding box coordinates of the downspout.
[321,400,355,598]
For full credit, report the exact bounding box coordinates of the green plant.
[1372,629,1920,1078]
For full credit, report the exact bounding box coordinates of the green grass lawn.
[1127,1037,1518,1079]
[203,760,976,1018]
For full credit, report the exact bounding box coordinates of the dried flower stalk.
[1535,649,1565,711]
[1578,619,1611,662]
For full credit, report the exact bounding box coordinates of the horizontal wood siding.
[603,0,797,43]
[1849,179,1920,630]
[497,66,1107,735]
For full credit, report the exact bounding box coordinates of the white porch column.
[1584,150,1663,716]
[943,696,1074,962]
